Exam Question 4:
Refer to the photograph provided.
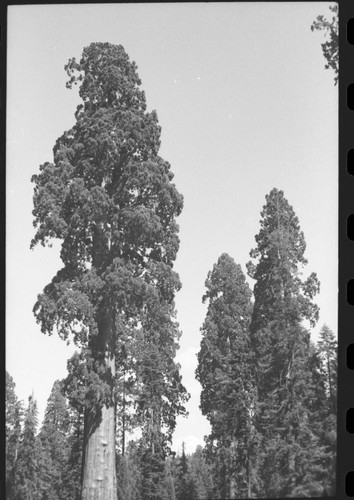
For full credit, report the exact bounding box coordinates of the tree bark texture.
[81,355,117,500]
[81,227,117,499]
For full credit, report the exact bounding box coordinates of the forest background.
[7,2,337,454]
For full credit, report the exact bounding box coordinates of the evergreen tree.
[318,324,337,412]
[316,325,337,495]
[174,442,194,500]
[31,42,186,499]
[116,448,141,500]
[65,407,84,500]
[196,253,254,498]
[12,395,43,500]
[188,446,213,500]
[164,457,177,500]
[62,351,89,499]
[38,380,73,500]
[139,443,167,500]
[311,3,338,85]
[247,188,326,497]
[6,372,23,500]
[133,280,189,499]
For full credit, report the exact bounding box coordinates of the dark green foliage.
[316,325,337,496]
[6,372,23,500]
[139,446,167,500]
[174,443,194,500]
[247,188,332,497]
[188,446,213,500]
[164,458,177,500]
[31,42,187,495]
[12,395,43,500]
[31,40,184,389]
[194,190,336,498]
[247,189,320,396]
[133,283,189,496]
[37,380,73,500]
[318,324,337,412]
[116,445,141,500]
[196,253,255,498]
[65,406,84,500]
[311,4,338,85]
[170,445,213,500]
[116,440,175,500]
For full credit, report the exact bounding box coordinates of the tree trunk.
[80,226,118,500]
[81,354,117,500]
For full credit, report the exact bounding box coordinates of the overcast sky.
[7,2,337,454]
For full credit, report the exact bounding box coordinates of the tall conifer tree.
[196,253,254,498]
[316,325,337,495]
[12,395,43,500]
[188,445,214,499]
[247,188,326,497]
[134,280,189,498]
[38,380,72,499]
[174,442,194,500]
[6,372,23,500]
[31,43,186,499]
[318,324,337,412]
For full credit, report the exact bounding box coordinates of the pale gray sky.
[7,2,337,454]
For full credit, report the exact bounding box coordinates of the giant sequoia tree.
[196,253,254,499]
[31,42,186,499]
[247,188,329,497]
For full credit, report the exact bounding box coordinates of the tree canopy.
[311,3,338,85]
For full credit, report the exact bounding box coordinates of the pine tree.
[247,188,326,497]
[31,42,185,499]
[196,253,254,498]
[12,395,43,500]
[6,372,23,500]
